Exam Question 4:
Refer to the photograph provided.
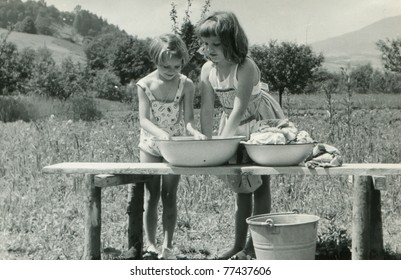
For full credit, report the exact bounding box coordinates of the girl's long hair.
[196,11,248,64]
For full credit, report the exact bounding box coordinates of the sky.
[43,0,401,44]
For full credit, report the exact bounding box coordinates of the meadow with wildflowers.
[1,92,401,260]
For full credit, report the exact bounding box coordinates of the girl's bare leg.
[243,175,271,257]
[161,174,180,250]
[217,192,252,259]
[141,150,162,253]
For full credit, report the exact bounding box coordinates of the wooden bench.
[42,162,401,260]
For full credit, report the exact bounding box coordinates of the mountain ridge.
[2,8,401,72]
[311,15,401,71]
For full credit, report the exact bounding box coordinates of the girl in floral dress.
[137,33,206,259]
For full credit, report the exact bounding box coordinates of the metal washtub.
[246,211,320,260]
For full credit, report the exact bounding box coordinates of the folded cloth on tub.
[247,131,286,144]
[244,118,314,145]
[304,143,343,168]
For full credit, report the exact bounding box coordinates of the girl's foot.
[159,247,177,260]
[216,248,243,260]
[143,245,160,260]
[229,250,253,260]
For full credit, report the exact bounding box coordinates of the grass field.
[0,27,85,65]
[1,92,401,260]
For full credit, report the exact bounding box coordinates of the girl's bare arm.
[199,62,216,139]
[183,79,207,139]
[220,58,256,137]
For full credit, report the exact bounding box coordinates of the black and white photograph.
[1,0,401,278]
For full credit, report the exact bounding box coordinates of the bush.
[121,83,138,105]
[0,96,38,122]
[26,49,88,100]
[91,68,122,101]
[15,16,37,34]
[371,70,401,94]
[58,57,89,99]
[35,14,54,36]
[350,64,373,93]
[70,96,102,121]
[14,47,36,94]
[26,47,60,97]
[0,40,19,95]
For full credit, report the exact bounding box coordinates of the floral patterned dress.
[137,75,186,157]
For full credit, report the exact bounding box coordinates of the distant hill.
[0,0,124,65]
[311,15,401,72]
[0,27,86,65]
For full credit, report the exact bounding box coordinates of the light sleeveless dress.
[137,74,187,157]
[209,63,285,193]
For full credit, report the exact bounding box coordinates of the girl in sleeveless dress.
[196,11,285,259]
[136,34,206,259]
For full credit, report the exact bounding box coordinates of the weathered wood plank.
[83,174,101,260]
[352,176,372,260]
[127,183,144,260]
[372,176,386,190]
[370,186,384,259]
[43,162,401,176]
[94,174,151,188]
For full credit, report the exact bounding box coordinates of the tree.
[58,57,88,99]
[13,47,36,94]
[112,36,153,84]
[350,64,373,93]
[376,38,401,73]
[0,28,37,95]
[0,39,19,95]
[27,47,61,98]
[179,19,205,82]
[35,9,53,35]
[83,33,118,70]
[84,32,153,86]
[17,16,36,34]
[169,0,210,82]
[91,68,122,101]
[73,8,107,37]
[250,41,324,105]
[371,69,401,94]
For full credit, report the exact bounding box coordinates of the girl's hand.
[158,132,171,140]
[193,131,208,140]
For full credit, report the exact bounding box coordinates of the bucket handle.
[264,209,299,226]
[265,218,274,226]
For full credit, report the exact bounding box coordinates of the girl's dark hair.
[196,11,248,64]
[148,33,190,66]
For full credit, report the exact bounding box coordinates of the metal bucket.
[246,211,320,260]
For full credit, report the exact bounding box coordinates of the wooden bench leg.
[370,186,384,259]
[351,175,384,260]
[84,174,102,260]
[352,175,371,259]
[127,182,144,260]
